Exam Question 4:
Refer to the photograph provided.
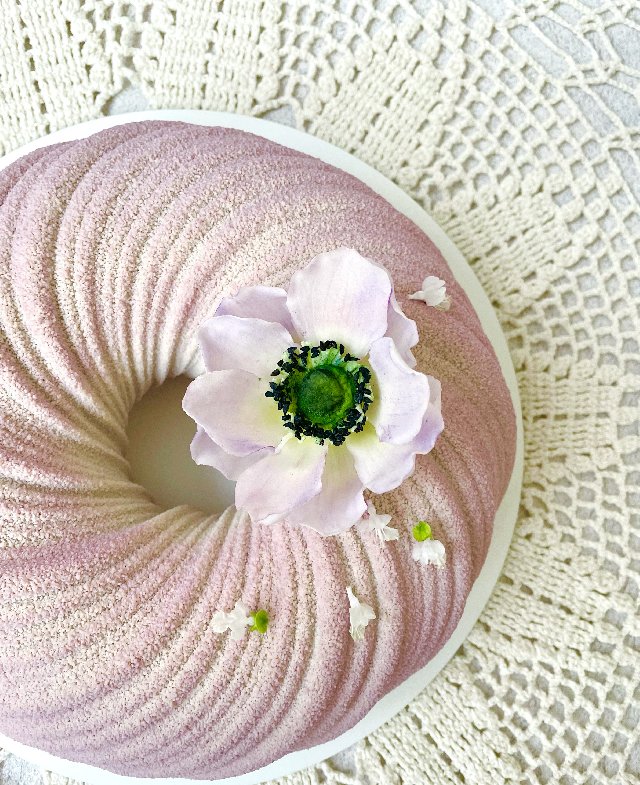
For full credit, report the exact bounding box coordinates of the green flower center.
[297,366,354,428]
[250,609,269,634]
[265,340,372,446]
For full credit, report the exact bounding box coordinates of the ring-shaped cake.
[0,121,516,778]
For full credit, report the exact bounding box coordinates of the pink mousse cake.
[0,121,516,778]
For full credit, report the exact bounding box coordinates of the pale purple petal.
[347,374,443,493]
[364,255,419,368]
[235,437,327,524]
[386,291,418,368]
[215,285,296,336]
[286,248,391,358]
[283,445,367,535]
[347,424,418,493]
[183,370,285,456]
[190,425,268,481]
[199,315,293,376]
[412,375,444,453]
[367,336,429,444]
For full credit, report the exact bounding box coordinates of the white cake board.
[0,111,524,785]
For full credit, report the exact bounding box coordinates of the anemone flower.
[183,248,444,536]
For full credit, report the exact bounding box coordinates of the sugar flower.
[346,586,376,640]
[211,600,253,639]
[409,275,451,310]
[183,247,444,536]
[413,538,446,567]
[411,521,446,568]
[212,601,269,639]
[358,500,399,542]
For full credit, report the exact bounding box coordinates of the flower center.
[265,340,372,446]
[297,366,354,428]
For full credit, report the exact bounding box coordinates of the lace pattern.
[0,1,638,783]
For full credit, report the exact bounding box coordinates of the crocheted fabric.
[0,2,638,784]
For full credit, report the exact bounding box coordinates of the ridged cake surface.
[0,121,515,778]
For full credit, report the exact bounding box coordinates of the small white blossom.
[211,600,253,640]
[412,538,446,568]
[409,275,451,310]
[211,610,231,634]
[358,501,399,542]
[346,586,376,641]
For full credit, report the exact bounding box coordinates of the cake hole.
[125,375,236,515]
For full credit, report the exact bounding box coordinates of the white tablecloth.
[1,1,638,783]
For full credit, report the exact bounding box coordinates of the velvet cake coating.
[0,121,516,778]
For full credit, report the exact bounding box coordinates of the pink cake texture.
[0,121,516,778]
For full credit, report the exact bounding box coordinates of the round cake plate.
[0,111,524,785]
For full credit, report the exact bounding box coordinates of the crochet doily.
[0,1,638,784]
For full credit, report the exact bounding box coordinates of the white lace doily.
[0,2,638,784]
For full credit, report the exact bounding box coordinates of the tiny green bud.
[412,521,432,542]
[249,609,269,634]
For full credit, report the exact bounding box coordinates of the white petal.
[235,436,327,524]
[408,276,447,307]
[366,500,392,528]
[216,285,296,335]
[199,315,293,377]
[228,600,250,618]
[346,586,376,640]
[412,539,446,568]
[358,500,398,542]
[386,290,418,368]
[211,600,253,638]
[286,248,391,358]
[211,610,230,633]
[183,370,285,456]
[190,425,268,480]
[227,601,252,639]
[228,620,250,640]
[227,600,252,623]
[283,445,366,535]
[367,336,429,444]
